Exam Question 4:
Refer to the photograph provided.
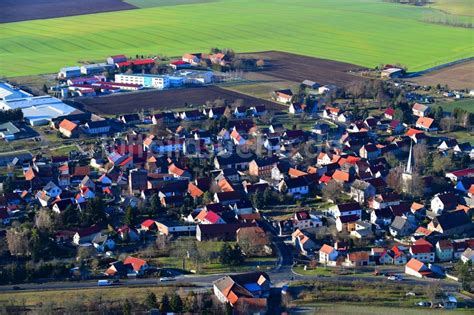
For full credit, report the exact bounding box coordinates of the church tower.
[402,140,414,192]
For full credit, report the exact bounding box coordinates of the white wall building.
[115,74,170,89]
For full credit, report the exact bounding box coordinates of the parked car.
[159,277,175,282]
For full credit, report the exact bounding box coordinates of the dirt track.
[1,0,136,23]
[73,86,287,115]
[240,51,367,86]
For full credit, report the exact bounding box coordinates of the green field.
[0,0,473,77]
[439,98,474,113]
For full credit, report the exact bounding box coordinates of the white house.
[319,244,339,266]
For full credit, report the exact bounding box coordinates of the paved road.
[0,218,462,294]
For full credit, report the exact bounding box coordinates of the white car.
[159,277,175,282]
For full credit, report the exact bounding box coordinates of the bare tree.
[322,180,343,202]
[386,166,403,193]
[35,209,54,233]
[413,143,429,173]
[440,116,455,132]
[6,227,31,256]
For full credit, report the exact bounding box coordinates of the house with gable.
[319,244,339,266]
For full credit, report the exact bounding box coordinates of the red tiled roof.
[59,119,78,132]
[123,256,147,272]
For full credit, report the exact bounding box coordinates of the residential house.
[279,177,309,196]
[412,103,430,117]
[120,114,140,125]
[274,89,293,104]
[196,223,253,241]
[122,256,149,276]
[345,251,370,267]
[384,107,395,120]
[350,180,376,203]
[249,157,278,177]
[370,207,393,227]
[330,202,362,219]
[213,272,271,313]
[292,229,317,256]
[73,225,102,245]
[436,240,453,262]
[319,244,339,266]
[405,258,431,278]
[292,211,321,230]
[427,210,472,235]
[461,248,474,264]
[336,215,359,232]
[379,246,408,265]
[430,192,458,215]
[359,144,381,160]
[416,117,437,132]
[129,168,148,194]
[390,216,415,237]
[289,102,305,114]
[410,239,435,263]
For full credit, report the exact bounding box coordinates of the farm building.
[107,55,127,65]
[58,66,81,79]
[0,82,32,100]
[381,67,403,79]
[80,63,113,76]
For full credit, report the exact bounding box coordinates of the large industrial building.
[0,82,77,126]
[115,73,170,89]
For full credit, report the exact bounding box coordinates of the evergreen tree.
[123,299,131,315]
[2,176,14,194]
[145,292,158,309]
[150,193,161,214]
[123,206,135,226]
[81,197,106,226]
[159,293,170,313]
[170,293,183,312]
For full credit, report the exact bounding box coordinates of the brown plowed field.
[240,51,367,86]
[408,60,474,90]
[1,0,136,23]
[73,86,287,115]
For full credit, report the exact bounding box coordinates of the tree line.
[0,109,23,123]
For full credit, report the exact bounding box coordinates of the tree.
[123,206,135,226]
[440,116,455,132]
[219,243,244,266]
[81,197,106,226]
[35,209,54,233]
[386,166,403,193]
[434,106,444,122]
[322,180,343,202]
[413,143,430,174]
[263,187,273,207]
[6,227,31,257]
[170,293,183,312]
[425,282,443,303]
[42,84,48,94]
[432,154,454,175]
[159,294,170,313]
[251,193,265,210]
[2,176,14,194]
[145,292,158,309]
[122,299,131,315]
[455,260,472,292]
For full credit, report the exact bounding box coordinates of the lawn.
[0,0,473,77]
[438,98,474,113]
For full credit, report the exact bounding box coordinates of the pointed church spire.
[405,140,413,175]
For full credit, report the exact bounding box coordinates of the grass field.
[438,98,474,113]
[0,0,473,77]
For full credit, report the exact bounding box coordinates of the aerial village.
[0,49,473,313]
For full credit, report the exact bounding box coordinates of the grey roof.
[390,216,407,231]
[0,122,20,135]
